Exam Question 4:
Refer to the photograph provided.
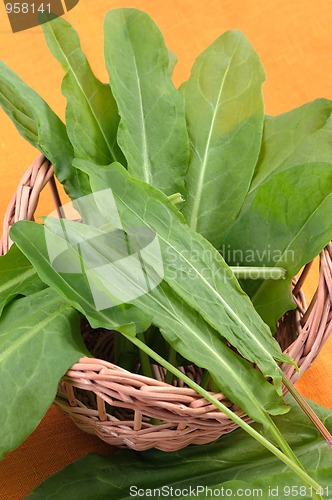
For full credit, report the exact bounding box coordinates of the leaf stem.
[136,332,153,379]
[164,346,177,385]
[199,369,211,389]
[230,266,286,280]
[168,193,184,205]
[126,334,323,498]
[282,372,332,447]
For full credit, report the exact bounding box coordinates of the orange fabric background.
[0,1,331,498]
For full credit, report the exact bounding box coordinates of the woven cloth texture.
[0,1,331,498]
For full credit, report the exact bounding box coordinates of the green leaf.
[0,62,85,199]
[0,244,46,316]
[181,30,265,247]
[104,8,189,195]
[42,16,124,167]
[223,162,332,329]
[0,287,88,459]
[26,397,332,499]
[10,222,152,336]
[248,99,332,202]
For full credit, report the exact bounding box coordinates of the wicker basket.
[1,154,331,452]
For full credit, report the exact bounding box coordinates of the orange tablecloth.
[0,1,331,498]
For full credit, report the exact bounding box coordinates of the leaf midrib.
[46,24,117,162]
[124,20,151,185]
[189,38,240,231]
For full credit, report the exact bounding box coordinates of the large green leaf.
[0,287,88,459]
[223,163,332,329]
[26,397,332,499]
[104,8,189,195]
[12,217,288,424]
[0,244,45,316]
[0,62,86,198]
[180,30,265,247]
[42,16,124,167]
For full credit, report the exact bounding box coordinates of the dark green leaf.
[0,62,85,198]
[0,244,46,316]
[42,16,124,167]
[181,30,265,247]
[0,288,88,459]
[104,8,189,195]
[26,397,332,499]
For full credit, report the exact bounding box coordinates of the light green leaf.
[0,244,45,316]
[0,287,88,459]
[181,30,265,247]
[223,163,332,329]
[73,162,292,391]
[26,397,332,499]
[104,8,189,195]
[42,16,124,166]
[0,62,86,198]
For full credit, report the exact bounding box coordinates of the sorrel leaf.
[12,217,288,423]
[180,30,265,247]
[104,8,189,195]
[223,162,332,329]
[0,244,45,316]
[42,16,125,167]
[0,63,85,198]
[51,161,292,392]
[26,397,332,499]
[0,287,88,459]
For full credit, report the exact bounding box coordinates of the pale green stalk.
[282,373,332,447]
[231,266,286,279]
